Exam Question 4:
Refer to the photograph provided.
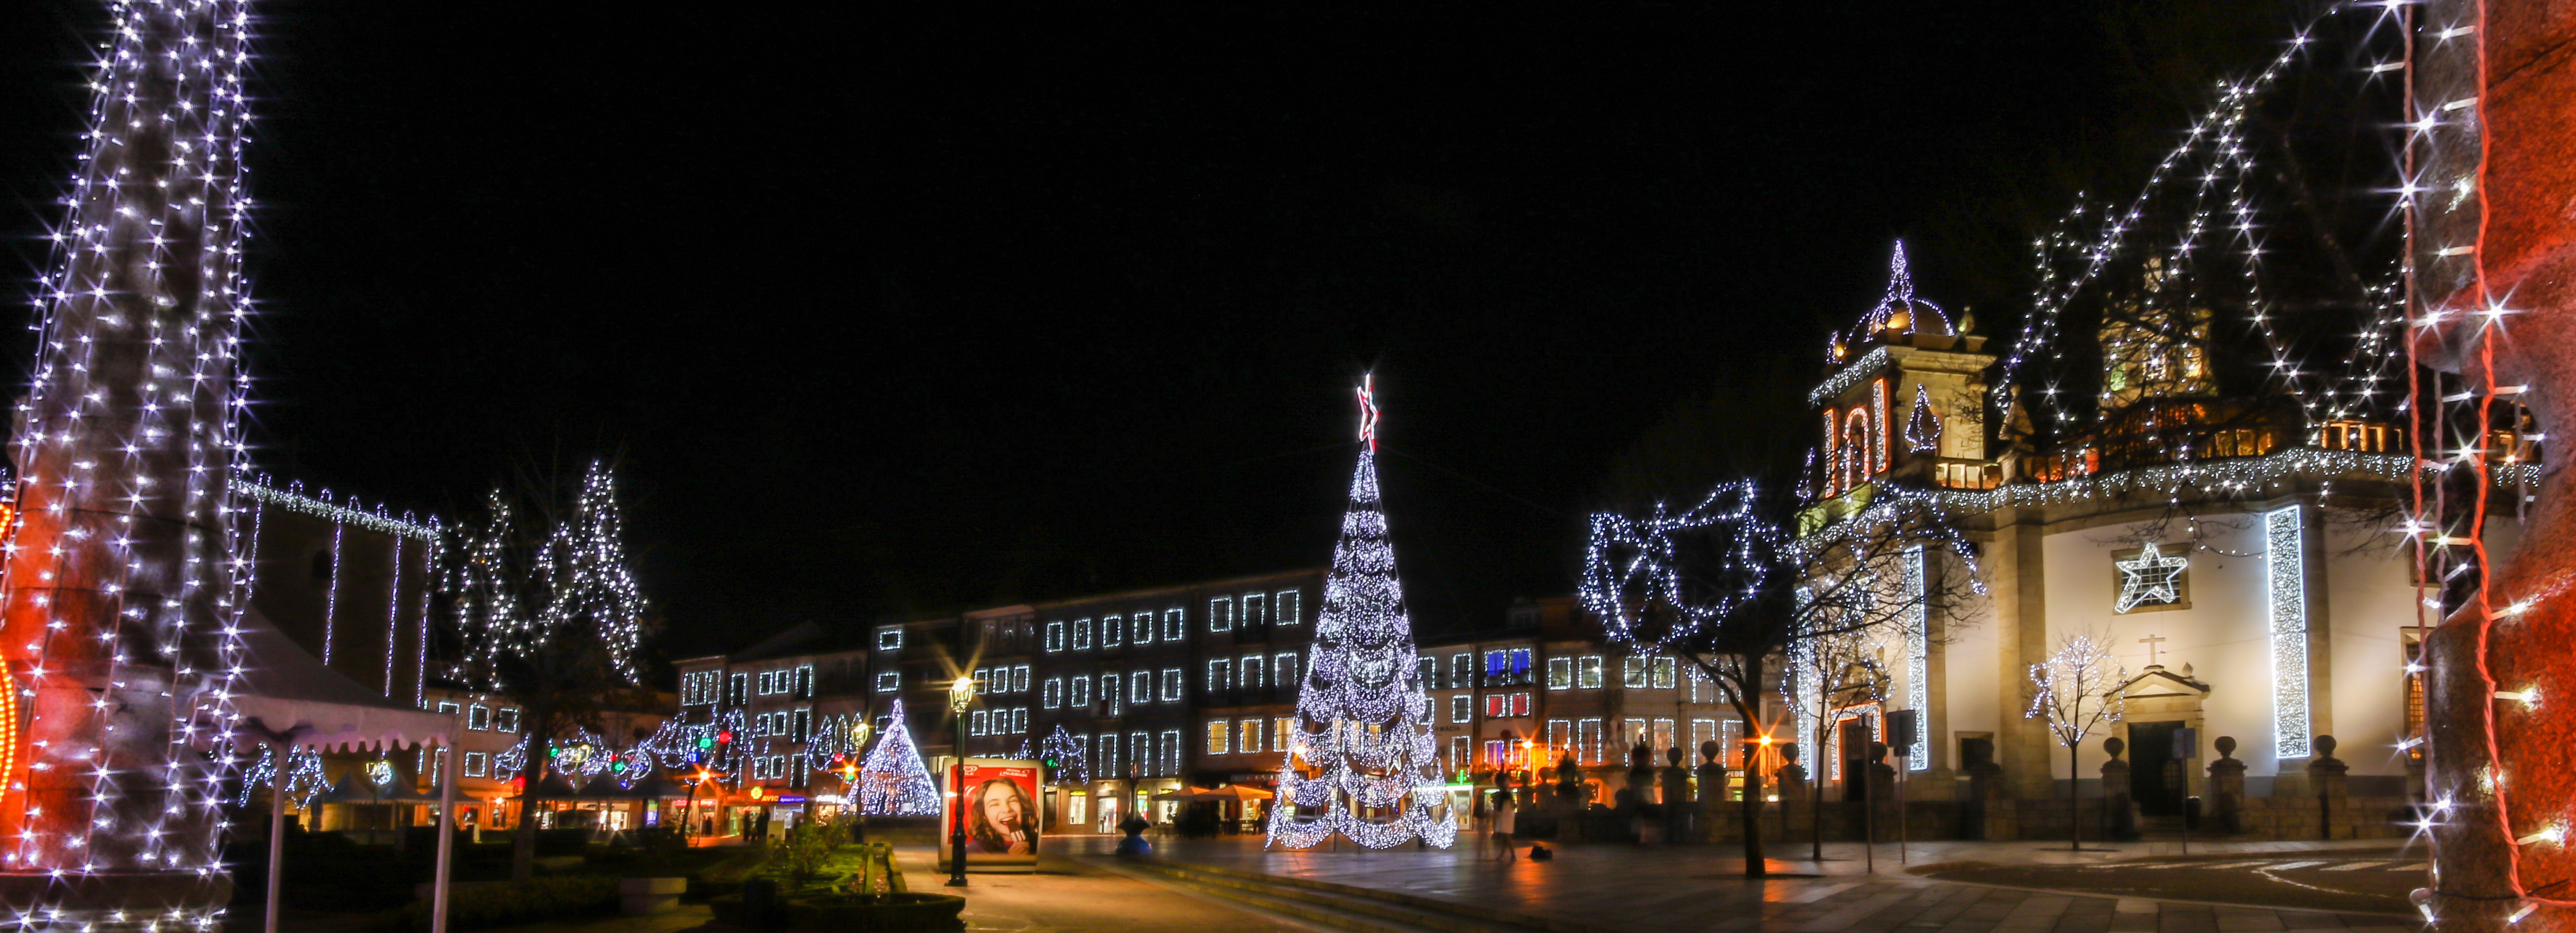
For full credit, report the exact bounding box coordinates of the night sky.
[0,2,2313,666]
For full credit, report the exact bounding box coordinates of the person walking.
[1490,789,1519,862]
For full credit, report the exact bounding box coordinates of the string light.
[854,699,939,816]
[1268,381,1456,850]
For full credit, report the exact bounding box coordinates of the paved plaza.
[1063,834,2421,933]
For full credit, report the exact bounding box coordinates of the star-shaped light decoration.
[1356,374,1381,452]
[2114,541,2188,612]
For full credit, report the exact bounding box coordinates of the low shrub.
[389,876,618,933]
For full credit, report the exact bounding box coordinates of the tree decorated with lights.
[2025,632,2125,851]
[0,0,260,920]
[449,461,653,879]
[1268,377,1456,850]
[858,699,940,816]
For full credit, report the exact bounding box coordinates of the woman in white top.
[1489,790,1519,862]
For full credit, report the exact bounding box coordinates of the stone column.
[2206,736,2247,835]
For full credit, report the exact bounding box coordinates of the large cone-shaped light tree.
[1268,377,1457,849]
[0,0,257,922]
[858,699,941,816]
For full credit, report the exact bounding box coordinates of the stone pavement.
[1059,834,2421,933]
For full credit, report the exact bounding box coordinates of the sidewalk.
[1068,834,2419,933]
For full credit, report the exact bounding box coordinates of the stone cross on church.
[2139,634,2166,668]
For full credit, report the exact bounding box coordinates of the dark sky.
[0,2,2309,664]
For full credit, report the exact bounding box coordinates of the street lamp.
[948,675,976,888]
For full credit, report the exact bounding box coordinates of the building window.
[1653,657,1677,689]
[1130,733,1152,777]
[1159,730,1181,775]
[974,667,991,694]
[1511,648,1532,678]
[1693,718,1718,758]
[875,672,900,693]
[1449,736,1470,772]
[1577,656,1605,689]
[1276,590,1301,626]
[1162,608,1184,642]
[1207,658,1232,693]
[1622,657,1648,689]
[729,673,748,705]
[1102,674,1123,716]
[1547,719,1571,756]
[1513,693,1529,717]
[1547,657,1572,690]
[877,628,902,652]
[1207,721,1231,755]
[1043,678,1063,709]
[1239,654,1264,690]
[1444,654,1467,689]
[758,671,776,696]
[1046,621,1066,653]
[683,671,719,705]
[495,708,520,733]
[463,752,489,777]
[1073,618,1093,651]
[1160,668,1182,702]
[1102,615,1124,648]
[797,665,816,698]
[1486,650,1508,685]
[467,705,491,731]
[1243,592,1267,628]
[1071,675,1091,707]
[1653,718,1676,754]
[1096,734,1119,779]
[1128,671,1151,705]
[1239,718,1264,754]
[970,710,989,736]
[794,708,811,741]
[1275,652,1301,690]
[1578,718,1604,764]
[1014,665,1031,693]
[1485,694,1506,718]
[1273,717,1295,752]
[1444,695,1466,724]
[1209,596,1234,632]
[1132,611,1155,645]
[1416,656,1439,689]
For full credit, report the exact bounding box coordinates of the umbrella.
[312,768,383,805]
[619,772,692,800]
[1151,786,1214,800]
[378,760,444,805]
[572,775,630,801]
[1172,785,1273,802]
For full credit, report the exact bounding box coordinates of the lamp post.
[948,675,976,887]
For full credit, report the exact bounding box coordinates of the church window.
[2112,542,2191,612]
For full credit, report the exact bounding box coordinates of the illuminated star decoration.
[2113,541,2188,612]
[1356,374,1381,452]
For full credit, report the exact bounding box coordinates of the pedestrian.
[1490,789,1518,862]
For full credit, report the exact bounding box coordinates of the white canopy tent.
[223,608,462,933]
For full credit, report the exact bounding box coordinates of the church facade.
[1799,248,2501,837]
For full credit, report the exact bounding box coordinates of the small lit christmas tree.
[859,699,942,816]
[1269,377,1457,849]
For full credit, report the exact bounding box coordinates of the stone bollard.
[2206,736,2247,835]
[620,878,686,915]
[1776,744,1810,838]
[2308,735,2348,841]
[1697,740,1729,841]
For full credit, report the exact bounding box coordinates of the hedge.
[390,876,619,933]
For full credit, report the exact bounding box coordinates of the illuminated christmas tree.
[1269,377,1457,849]
[859,699,941,816]
[0,0,257,919]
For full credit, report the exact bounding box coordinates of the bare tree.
[2026,631,2127,851]
[1583,482,1980,876]
[450,461,654,880]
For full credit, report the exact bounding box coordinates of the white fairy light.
[1268,381,1456,850]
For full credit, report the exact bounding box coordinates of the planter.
[785,893,966,932]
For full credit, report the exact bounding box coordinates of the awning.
[224,606,458,751]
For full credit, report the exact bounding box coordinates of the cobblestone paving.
[1061,835,2418,933]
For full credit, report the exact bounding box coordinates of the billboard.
[939,758,1042,870]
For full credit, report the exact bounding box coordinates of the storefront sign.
[940,758,1042,871]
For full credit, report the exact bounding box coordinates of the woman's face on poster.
[982,785,1026,830]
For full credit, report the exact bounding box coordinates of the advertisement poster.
[939,758,1042,871]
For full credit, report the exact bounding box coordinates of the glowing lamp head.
[949,676,977,713]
